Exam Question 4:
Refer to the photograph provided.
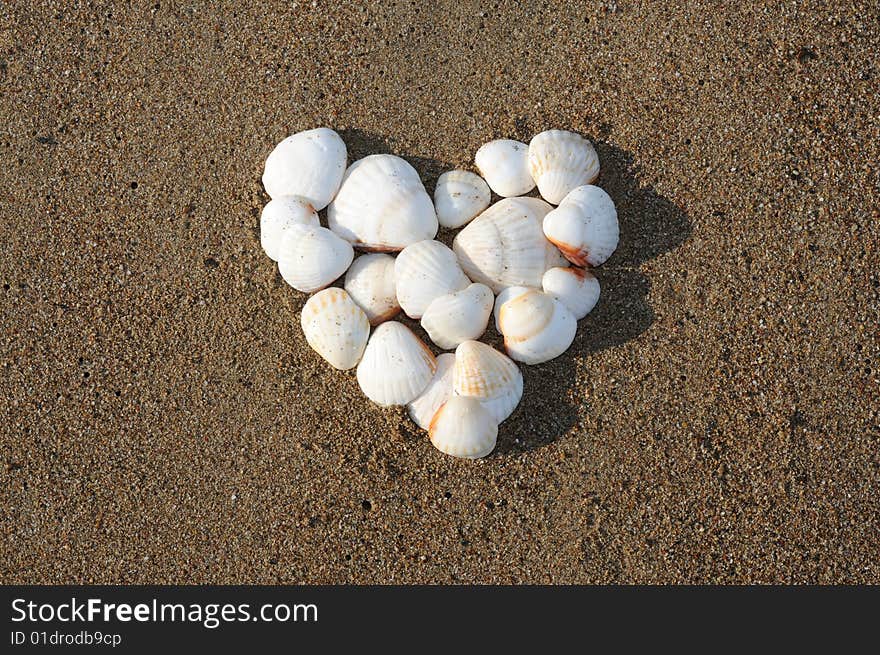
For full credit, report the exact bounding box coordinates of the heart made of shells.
[260,127,619,459]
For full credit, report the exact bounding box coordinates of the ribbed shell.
[356,322,437,406]
[542,185,619,267]
[434,170,492,229]
[327,154,438,251]
[260,195,319,261]
[474,139,535,197]
[498,290,577,365]
[453,340,523,423]
[542,266,600,319]
[262,128,347,209]
[407,353,455,430]
[344,253,400,325]
[420,283,494,350]
[277,224,354,293]
[300,288,370,370]
[395,240,471,319]
[452,198,553,293]
[429,396,498,459]
[528,130,600,205]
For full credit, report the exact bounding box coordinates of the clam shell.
[498,289,577,365]
[328,154,438,252]
[277,224,354,293]
[356,322,437,406]
[421,283,494,350]
[434,170,492,229]
[260,196,320,261]
[542,185,619,267]
[429,396,498,459]
[475,139,535,197]
[407,353,455,430]
[300,288,370,370]
[262,128,347,209]
[344,253,400,325]
[395,240,471,319]
[542,266,600,319]
[453,340,523,423]
[493,285,532,332]
[528,130,600,205]
[452,197,553,293]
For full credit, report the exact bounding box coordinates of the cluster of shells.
[260,128,619,459]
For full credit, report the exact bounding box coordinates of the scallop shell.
[434,170,492,229]
[260,195,320,261]
[277,224,354,293]
[262,128,347,209]
[421,283,494,350]
[429,396,498,459]
[407,353,455,430]
[528,130,600,205]
[356,322,437,406]
[328,154,438,252]
[452,197,553,293]
[493,285,532,332]
[453,340,523,424]
[498,289,577,365]
[344,253,400,325]
[475,139,535,197]
[542,185,619,267]
[300,288,370,370]
[395,240,471,319]
[542,266,600,319]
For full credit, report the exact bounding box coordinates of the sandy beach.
[1,2,877,583]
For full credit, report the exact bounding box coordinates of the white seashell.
[452,197,553,293]
[343,254,400,325]
[542,266,600,319]
[497,289,577,365]
[528,130,600,205]
[328,154,438,251]
[356,322,437,406]
[453,340,523,424]
[433,170,492,229]
[542,185,619,267]
[407,353,455,430]
[260,196,320,261]
[429,396,498,459]
[277,224,354,293]
[421,283,494,349]
[262,128,347,209]
[300,288,370,370]
[474,139,535,197]
[493,285,532,332]
[395,240,471,319]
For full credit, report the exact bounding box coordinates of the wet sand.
[1,2,878,583]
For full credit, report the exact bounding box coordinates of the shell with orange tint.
[452,340,523,423]
[497,289,577,365]
[541,266,600,319]
[429,396,498,459]
[300,288,370,370]
[541,185,618,267]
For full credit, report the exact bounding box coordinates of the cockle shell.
[475,139,535,197]
[429,396,498,459]
[277,224,354,293]
[300,288,370,370]
[528,130,600,205]
[260,195,320,261]
[407,353,455,430]
[452,197,555,293]
[542,266,600,319]
[497,289,577,365]
[542,185,619,267]
[344,253,400,325]
[421,283,494,350]
[356,321,437,406]
[395,240,471,319]
[434,170,492,229]
[453,340,523,424]
[493,285,533,332]
[328,154,438,252]
[262,128,347,209]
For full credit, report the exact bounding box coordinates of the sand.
[1,2,877,584]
